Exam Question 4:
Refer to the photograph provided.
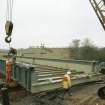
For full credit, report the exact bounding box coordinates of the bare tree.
[69,39,80,59]
[81,38,94,47]
[72,39,80,48]
[80,38,97,60]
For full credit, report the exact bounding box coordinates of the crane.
[5,0,17,60]
[89,0,105,30]
[89,0,105,99]
[5,0,14,45]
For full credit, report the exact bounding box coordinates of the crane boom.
[89,0,105,30]
[89,0,105,99]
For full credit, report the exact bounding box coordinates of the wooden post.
[1,87,10,105]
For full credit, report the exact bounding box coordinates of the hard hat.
[67,71,71,75]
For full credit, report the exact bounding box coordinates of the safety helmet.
[67,71,71,75]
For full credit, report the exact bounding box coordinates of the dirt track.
[64,83,105,105]
[10,83,105,105]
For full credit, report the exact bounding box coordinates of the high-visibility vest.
[6,61,12,72]
[62,74,71,89]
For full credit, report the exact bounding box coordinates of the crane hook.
[5,36,11,43]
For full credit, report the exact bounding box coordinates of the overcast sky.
[0,0,105,49]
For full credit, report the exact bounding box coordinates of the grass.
[17,48,70,59]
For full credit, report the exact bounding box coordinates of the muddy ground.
[9,82,105,105]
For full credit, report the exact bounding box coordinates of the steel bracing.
[89,0,105,30]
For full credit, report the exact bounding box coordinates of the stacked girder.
[89,0,105,30]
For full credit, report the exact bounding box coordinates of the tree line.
[69,38,105,61]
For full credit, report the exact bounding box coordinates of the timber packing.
[0,57,105,104]
[2,80,105,105]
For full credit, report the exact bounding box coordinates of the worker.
[0,64,2,79]
[8,47,17,63]
[62,71,72,96]
[6,56,12,83]
[6,47,17,83]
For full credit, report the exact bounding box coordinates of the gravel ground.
[9,83,105,105]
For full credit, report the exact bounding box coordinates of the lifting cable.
[5,0,14,46]
[5,0,17,59]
